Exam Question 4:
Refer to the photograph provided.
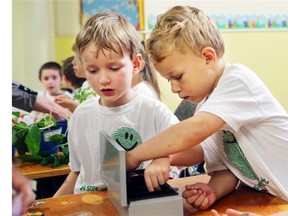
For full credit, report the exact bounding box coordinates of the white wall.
[12,0,55,90]
[12,0,82,90]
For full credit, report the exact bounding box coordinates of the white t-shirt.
[68,93,179,194]
[38,90,73,102]
[132,82,159,100]
[199,63,288,200]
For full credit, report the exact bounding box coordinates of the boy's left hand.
[183,183,217,210]
[144,157,170,192]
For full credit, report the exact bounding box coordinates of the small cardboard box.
[100,131,183,216]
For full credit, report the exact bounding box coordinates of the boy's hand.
[211,208,262,216]
[144,157,170,192]
[182,183,216,210]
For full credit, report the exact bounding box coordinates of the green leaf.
[12,111,21,118]
[12,127,19,146]
[73,86,97,103]
[25,125,41,155]
[38,151,51,158]
[18,154,44,163]
[37,115,56,129]
[62,145,69,157]
[49,134,65,144]
[14,136,28,155]
[13,121,29,130]
[41,155,55,165]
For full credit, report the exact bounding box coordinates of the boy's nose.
[171,81,181,93]
[99,74,111,85]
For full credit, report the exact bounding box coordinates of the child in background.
[30,61,72,121]
[55,56,88,112]
[126,5,288,212]
[38,61,72,101]
[54,12,179,196]
[55,46,97,112]
[132,44,161,100]
[61,56,86,94]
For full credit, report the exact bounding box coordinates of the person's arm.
[12,82,37,112]
[170,144,204,167]
[53,171,79,197]
[34,94,72,120]
[207,170,239,201]
[12,82,72,120]
[143,156,171,192]
[143,145,205,192]
[55,94,80,112]
[126,112,225,171]
[211,209,288,216]
[12,165,36,215]
[183,170,238,210]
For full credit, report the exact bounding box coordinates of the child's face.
[153,49,218,103]
[81,43,140,107]
[40,69,62,95]
[72,54,86,78]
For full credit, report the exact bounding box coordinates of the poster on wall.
[81,0,144,30]
[208,14,287,30]
[144,0,288,31]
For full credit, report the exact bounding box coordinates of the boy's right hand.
[211,208,263,216]
[144,157,170,192]
[182,183,217,210]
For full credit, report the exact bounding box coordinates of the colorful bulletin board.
[81,0,144,30]
[209,14,287,30]
[81,0,287,32]
[143,0,288,31]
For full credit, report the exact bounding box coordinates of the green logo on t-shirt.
[222,130,269,192]
[112,127,144,169]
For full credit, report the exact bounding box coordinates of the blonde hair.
[146,6,225,63]
[75,12,141,60]
[139,44,161,99]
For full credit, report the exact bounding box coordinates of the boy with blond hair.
[126,5,288,213]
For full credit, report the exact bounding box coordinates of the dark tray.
[127,170,178,203]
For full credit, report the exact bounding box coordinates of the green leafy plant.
[73,85,97,103]
[12,112,69,167]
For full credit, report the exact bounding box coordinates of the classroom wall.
[12,0,55,90]
[12,0,288,112]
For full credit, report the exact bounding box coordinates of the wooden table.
[14,158,70,180]
[26,174,288,216]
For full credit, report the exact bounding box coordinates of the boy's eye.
[87,69,97,74]
[110,67,120,71]
[174,74,183,80]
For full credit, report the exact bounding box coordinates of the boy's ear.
[132,54,144,73]
[202,47,216,65]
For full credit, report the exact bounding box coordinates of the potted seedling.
[12,112,69,167]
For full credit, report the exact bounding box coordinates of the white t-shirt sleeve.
[198,64,264,133]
